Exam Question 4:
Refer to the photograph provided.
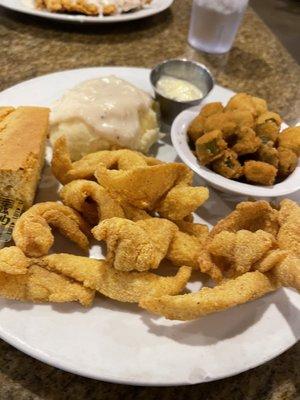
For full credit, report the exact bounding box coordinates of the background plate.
[0,67,299,386]
[0,0,174,23]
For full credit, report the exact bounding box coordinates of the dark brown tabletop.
[0,1,299,398]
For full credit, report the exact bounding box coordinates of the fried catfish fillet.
[95,163,191,210]
[13,202,89,257]
[167,230,208,269]
[60,180,124,225]
[269,253,300,291]
[211,201,279,237]
[0,247,29,274]
[139,271,277,321]
[51,136,161,184]
[92,217,177,271]
[204,230,276,276]
[157,185,209,221]
[277,199,300,256]
[37,254,192,303]
[0,263,94,306]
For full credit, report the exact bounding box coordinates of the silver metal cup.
[150,59,214,125]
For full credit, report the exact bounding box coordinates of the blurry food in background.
[50,76,160,161]
[35,0,152,16]
[187,93,299,186]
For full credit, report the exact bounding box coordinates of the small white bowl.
[171,107,300,197]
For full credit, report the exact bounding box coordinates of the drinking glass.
[188,0,249,54]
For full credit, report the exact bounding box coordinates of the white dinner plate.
[0,0,173,23]
[0,67,299,386]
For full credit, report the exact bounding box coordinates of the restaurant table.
[0,1,299,399]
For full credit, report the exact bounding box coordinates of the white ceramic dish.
[0,0,173,23]
[171,97,300,197]
[0,67,299,386]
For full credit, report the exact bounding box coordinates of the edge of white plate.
[0,0,174,23]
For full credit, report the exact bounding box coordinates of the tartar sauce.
[156,76,203,102]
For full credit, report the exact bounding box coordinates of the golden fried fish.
[60,180,124,225]
[0,263,94,306]
[13,202,89,257]
[140,271,277,321]
[211,201,279,237]
[37,253,192,303]
[92,217,176,272]
[95,163,191,210]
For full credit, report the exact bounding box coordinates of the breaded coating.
[200,102,224,118]
[167,230,206,269]
[38,254,192,303]
[51,136,161,184]
[187,114,206,143]
[121,203,152,222]
[139,271,277,321]
[173,220,209,238]
[95,163,190,210]
[187,102,223,143]
[203,230,275,276]
[277,199,300,257]
[195,130,227,165]
[269,254,300,291]
[255,111,281,144]
[255,249,289,273]
[257,143,279,167]
[225,93,267,117]
[0,247,29,274]
[231,127,261,156]
[157,185,209,221]
[204,110,254,139]
[0,263,94,306]
[92,217,176,272]
[60,180,124,225]
[211,201,279,237]
[211,149,243,179]
[244,161,277,186]
[277,147,298,177]
[203,113,236,137]
[278,126,300,156]
[13,202,89,257]
[227,110,254,129]
[198,248,223,282]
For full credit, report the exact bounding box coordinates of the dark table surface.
[0,1,299,398]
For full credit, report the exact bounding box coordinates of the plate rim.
[0,305,297,386]
[0,66,299,386]
[0,0,174,23]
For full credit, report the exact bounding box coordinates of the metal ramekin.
[150,59,214,125]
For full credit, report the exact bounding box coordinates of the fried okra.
[225,93,267,117]
[255,112,282,144]
[188,93,299,185]
[212,150,243,179]
[200,102,224,117]
[257,143,279,167]
[187,114,206,143]
[231,127,261,156]
[278,127,300,156]
[277,147,298,177]
[203,113,237,137]
[187,102,224,143]
[244,161,277,186]
[195,130,227,165]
